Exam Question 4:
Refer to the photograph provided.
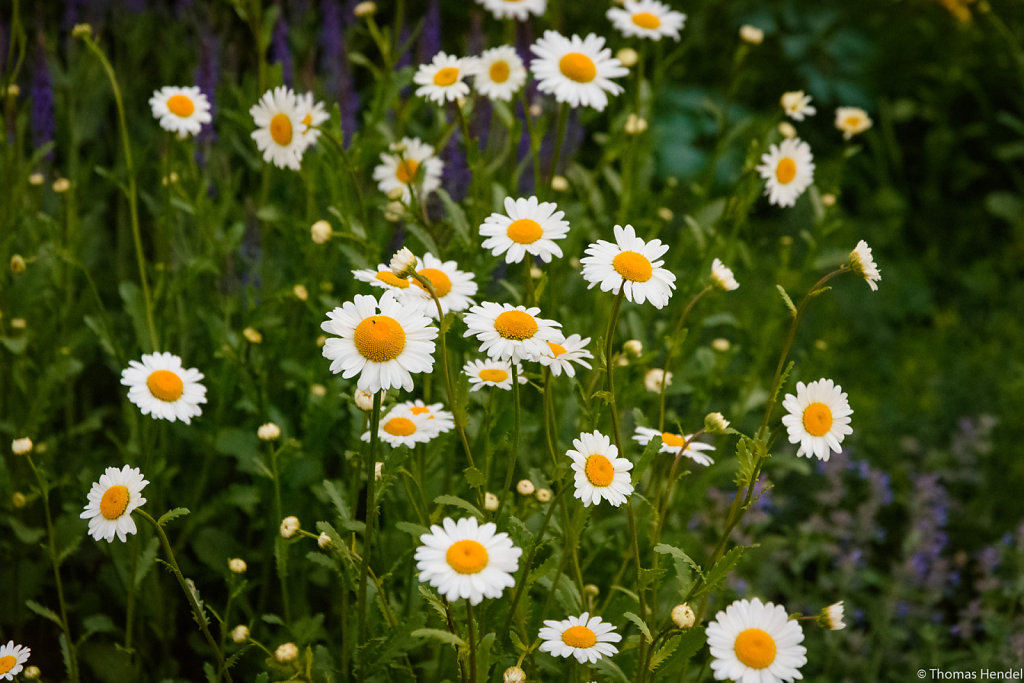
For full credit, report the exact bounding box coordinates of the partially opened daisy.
[372,137,444,203]
[848,240,881,291]
[297,91,329,146]
[607,0,686,41]
[781,378,853,461]
[321,292,438,393]
[415,517,522,605]
[479,196,570,264]
[835,106,873,139]
[539,612,622,664]
[464,358,527,391]
[580,224,676,308]
[362,404,438,448]
[566,430,633,507]
[706,597,807,683]
[406,252,478,318]
[633,426,716,466]
[463,302,561,363]
[353,263,413,292]
[539,333,593,378]
[414,52,472,105]
[121,352,207,424]
[756,138,815,208]
[0,641,30,681]
[710,258,739,291]
[820,601,846,630]
[149,86,212,137]
[780,90,816,121]
[468,46,527,101]
[80,465,149,543]
[250,85,310,170]
[530,31,628,111]
[400,399,456,434]
[474,0,546,21]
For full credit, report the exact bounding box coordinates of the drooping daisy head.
[580,224,676,308]
[539,333,593,378]
[414,517,523,605]
[780,90,816,121]
[632,426,716,466]
[250,86,310,170]
[474,0,547,21]
[463,358,527,391]
[820,601,846,630]
[607,0,687,41]
[80,465,149,543]
[835,106,873,139]
[296,91,329,146]
[149,86,212,138]
[781,378,853,461]
[479,196,571,264]
[414,52,472,105]
[538,612,622,664]
[121,352,207,424]
[756,138,815,208]
[0,641,30,681]
[566,430,634,507]
[706,597,807,683]
[406,252,479,319]
[372,137,444,203]
[468,46,527,102]
[710,258,739,291]
[398,399,456,434]
[362,404,439,448]
[320,292,438,394]
[848,240,881,291]
[530,31,628,111]
[463,302,562,363]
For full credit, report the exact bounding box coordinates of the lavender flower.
[193,30,220,165]
[31,45,55,159]
[418,0,441,65]
[442,129,471,202]
[271,4,294,87]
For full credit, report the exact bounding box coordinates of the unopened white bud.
[229,558,247,574]
[280,516,300,538]
[672,603,696,629]
[257,422,281,441]
[310,219,332,244]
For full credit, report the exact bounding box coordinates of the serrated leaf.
[653,543,704,580]
[134,537,160,589]
[673,626,706,665]
[463,466,486,489]
[417,585,450,622]
[638,566,667,589]
[623,611,653,643]
[703,546,750,596]
[776,284,797,316]
[649,633,679,671]
[734,437,758,489]
[158,507,190,526]
[395,520,429,538]
[433,494,483,519]
[411,628,466,648]
[26,599,63,627]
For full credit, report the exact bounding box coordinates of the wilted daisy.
[297,91,329,146]
[121,352,207,424]
[372,137,444,203]
[463,302,561,363]
[539,333,593,378]
[710,258,739,291]
[706,597,807,683]
[320,292,438,393]
[468,46,527,101]
[149,86,211,137]
[475,0,546,21]
[464,358,527,391]
[633,426,716,466]
[781,378,853,461]
[362,404,438,448]
[580,224,676,308]
[399,399,455,434]
[80,465,149,543]
[835,106,873,139]
[607,0,686,41]
[756,138,815,208]
[780,90,816,121]
[530,31,628,111]
[848,240,881,291]
[479,196,571,264]
[539,612,622,664]
[566,431,633,507]
[250,86,309,170]
[414,52,472,105]
[0,640,30,681]
[406,252,478,319]
[415,517,522,605]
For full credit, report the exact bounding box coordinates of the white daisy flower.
[463,358,527,391]
[468,46,527,102]
[80,465,149,543]
[372,137,444,203]
[414,52,472,105]
[250,86,310,170]
[320,292,438,394]
[580,224,676,309]
[529,31,628,111]
[362,404,438,448]
[399,399,456,434]
[756,138,815,208]
[0,640,30,681]
[297,91,330,146]
[538,612,622,664]
[821,601,846,630]
[706,597,807,683]
[607,0,687,42]
[835,106,873,139]
[474,0,546,21]
[406,252,479,319]
[479,196,570,264]
[632,426,716,466]
[462,302,562,363]
[353,263,414,292]
[121,352,207,424]
[414,517,523,605]
[148,86,212,138]
[710,258,739,291]
[848,240,881,291]
[566,430,633,507]
[539,333,593,378]
[781,378,853,461]
[780,90,816,121]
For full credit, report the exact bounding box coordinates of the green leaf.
[653,543,705,588]
[463,466,486,489]
[734,437,758,489]
[417,585,449,623]
[776,284,797,316]
[411,628,467,649]
[433,494,483,519]
[395,520,429,538]
[435,189,472,246]
[623,611,653,643]
[26,599,63,628]
[638,566,667,590]
[261,613,287,627]
[703,546,751,596]
[649,633,680,671]
[6,515,45,545]
[673,626,707,665]
[158,507,191,526]
[134,537,160,589]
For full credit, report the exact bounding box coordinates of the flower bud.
[355,389,376,411]
[11,491,27,508]
[644,368,672,393]
[819,601,846,630]
[671,603,696,629]
[711,338,731,352]
[257,422,281,441]
[310,219,332,244]
[704,412,730,434]
[275,642,299,663]
[616,47,639,67]
[53,178,71,193]
[72,23,93,39]
[504,666,527,683]
[516,479,535,496]
[624,113,648,135]
[293,284,309,301]
[550,175,569,192]
[389,247,418,278]
[28,172,44,185]
[354,1,377,17]
[10,254,26,274]
[231,625,250,643]
[242,327,262,344]
[535,488,551,503]
[11,437,33,455]
[228,558,247,574]
[318,532,333,548]
[280,516,300,538]
[657,207,674,222]
[583,583,600,597]
[484,492,499,511]
[623,339,643,357]
[310,383,327,397]
[739,25,764,45]
[778,121,797,139]
[23,666,41,680]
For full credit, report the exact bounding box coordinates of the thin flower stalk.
[658,285,712,431]
[357,390,383,678]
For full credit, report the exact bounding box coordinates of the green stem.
[270,444,291,623]
[523,258,536,307]
[605,289,627,451]
[519,89,543,202]
[501,363,523,502]
[658,286,712,431]
[357,391,383,680]
[626,499,648,683]
[501,485,563,636]
[466,601,478,683]
[545,103,570,199]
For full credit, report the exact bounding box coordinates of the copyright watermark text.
[918,670,1024,681]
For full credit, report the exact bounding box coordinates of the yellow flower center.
[661,432,685,448]
[559,52,597,83]
[395,159,420,184]
[479,368,510,383]
[353,315,407,363]
[844,116,863,129]
[489,60,511,83]
[412,268,453,297]
[775,158,797,185]
[632,12,662,29]
[802,402,833,436]
[433,66,460,87]
[0,655,16,674]
[410,406,431,415]
[506,218,543,244]
[375,271,411,288]
[446,539,489,574]
[561,625,597,649]
[383,417,417,436]
[166,94,195,117]
[100,485,130,520]
[734,628,777,669]
[548,341,566,357]
[612,251,653,282]
[270,113,294,146]
[584,454,615,487]
[494,310,539,340]
[147,369,184,402]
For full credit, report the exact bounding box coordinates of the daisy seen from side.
[250,86,310,170]
[80,465,149,543]
[474,0,546,21]
[566,430,633,507]
[468,46,527,101]
[848,240,881,291]
[464,358,527,391]
[607,0,686,41]
[781,378,853,461]
[121,352,207,424]
[539,612,622,664]
[539,333,593,378]
[415,517,522,605]
[463,302,561,363]
[479,196,570,264]
[710,258,739,291]
[297,91,329,146]
[633,426,716,466]
[530,31,628,111]
[353,263,414,292]
[756,137,815,208]
[414,52,472,105]
[362,404,438,448]
[580,224,676,308]
[372,137,444,203]
[406,252,478,319]
[706,597,807,683]
[835,106,873,139]
[149,86,212,138]
[780,90,816,121]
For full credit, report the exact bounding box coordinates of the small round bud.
[354,389,376,411]
[318,532,333,548]
[568,257,581,269]
[316,334,327,348]
[161,171,180,186]
[530,266,542,279]
[386,186,406,201]
[6,84,19,98]
[583,583,600,597]
[23,666,41,680]
[504,666,527,683]
[228,558,247,574]
[615,355,630,367]
[72,23,93,39]
[821,193,837,207]
[739,25,764,45]
[389,247,418,278]
[704,412,730,434]
[778,121,797,139]
[528,103,542,118]
[354,1,377,17]
[293,284,309,301]
[310,383,327,397]
[374,461,384,480]
[484,492,499,511]
[257,422,281,441]
[671,603,696,629]
[535,488,551,503]
[10,318,26,330]
[280,516,300,539]
[644,368,672,393]
[550,175,569,192]
[814,339,828,351]
[11,491,27,508]
[516,479,535,496]
[53,178,71,193]
[616,47,639,67]
[231,625,250,643]
[657,207,674,222]
[623,339,643,357]
[28,172,44,185]
[10,254,26,274]
[310,219,332,244]
[711,337,731,352]
[624,113,648,135]
[275,642,299,663]
[384,201,405,222]
[11,437,33,455]
[242,327,263,344]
